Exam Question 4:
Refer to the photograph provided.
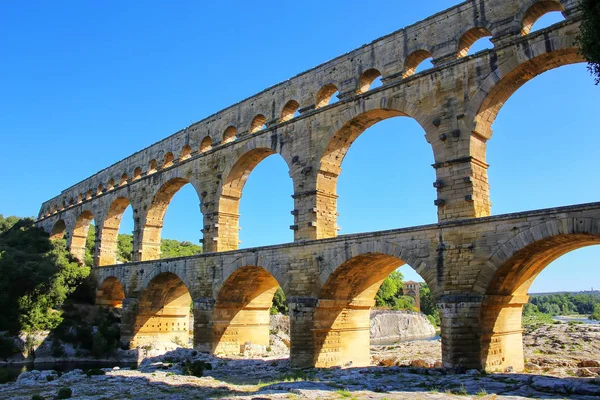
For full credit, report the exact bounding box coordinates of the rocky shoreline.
[1,322,599,399]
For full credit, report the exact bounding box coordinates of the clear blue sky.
[1,1,598,292]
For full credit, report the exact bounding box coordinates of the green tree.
[117,234,133,263]
[270,287,288,315]
[375,270,404,308]
[419,283,440,326]
[0,217,89,332]
[577,0,600,84]
[160,239,203,259]
[590,303,600,321]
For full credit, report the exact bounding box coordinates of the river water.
[553,315,600,324]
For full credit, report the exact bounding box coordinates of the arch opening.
[180,144,192,161]
[250,114,267,134]
[314,253,436,367]
[458,27,493,58]
[50,219,66,240]
[130,272,192,350]
[316,84,339,108]
[148,159,158,175]
[281,100,300,122]
[133,167,142,181]
[403,50,433,78]
[481,234,600,372]
[200,136,212,152]
[318,109,435,237]
[521,0,565,36]
[480,60,596,214]
[211,266,282,356]
[140,178,203,261]
[96,277,125,308]
[99,197,134,266]
[119,173,128,186]
[223,126,237,144]
[162,152,174,169]
[217,148,291,251]
[357,69,382,94]
[238,153,293,248]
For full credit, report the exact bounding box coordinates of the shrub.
[182,360,212,377]
[57,387,72,399]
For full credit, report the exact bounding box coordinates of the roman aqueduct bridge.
[36,0,597,371]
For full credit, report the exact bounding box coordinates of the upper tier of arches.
[39,0,577,219]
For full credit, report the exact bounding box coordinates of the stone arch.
[457,27,493,58]
[96,276,125,308]
[315,98,432,238]
[313,246,434,368]
[140,177,202,261]
[212,265,282,355]
[180,144,192,161]
[133,167,142,181]
[316,83,339,108]
[402,49,433,78]
[162,152,174,168]
[216,146,293,251]
[200,136,212,152]
[249,114,267,134]
[280,100,300,122]
[96,184,103,196]
[520,0,565,36]
[148,159,158,174]
[50,219,67,240]
[223,126,237,144]
[477,217,600,372]
[71,210,95,264]
[357,68,382,94]
[119,173,128,186]
[470,46,583,141]
[129,272,192,349]
[99,197,133,266]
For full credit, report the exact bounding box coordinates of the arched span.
[216,147,293,251]
[99,197,133,266]
[315,98,432,239]
[71,210,95,265]
[314,250,434,368]
[477,218,600,372]
[140,177,202,261]
[471,46,583,140]
[96,276,125,308]
[50,219,67,240]
[475,218,600,296]
[520,0,565,36]
[212,265,281,355]
[129,272,192,349]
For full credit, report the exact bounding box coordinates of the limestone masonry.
[36,0,596,371]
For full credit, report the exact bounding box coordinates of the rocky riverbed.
[2,322,600,399]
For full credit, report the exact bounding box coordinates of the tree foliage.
[0,216,89,332]
[577,0,600,84]
[270,287,288,315]
[84,225,202,265]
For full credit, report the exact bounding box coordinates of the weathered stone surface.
[370,310,436,344]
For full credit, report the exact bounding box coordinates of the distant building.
[402,280,420,311]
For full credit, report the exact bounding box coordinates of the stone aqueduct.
[36,0,598,371]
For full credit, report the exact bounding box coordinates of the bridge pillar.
[288,297,318,368]
[433,156,491,221]
[192,298,216,352]
[312,299,374,368]
[438,295,484,370]
[292,189,338,241]
[480,295,529,372]
[120,297,139,348]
